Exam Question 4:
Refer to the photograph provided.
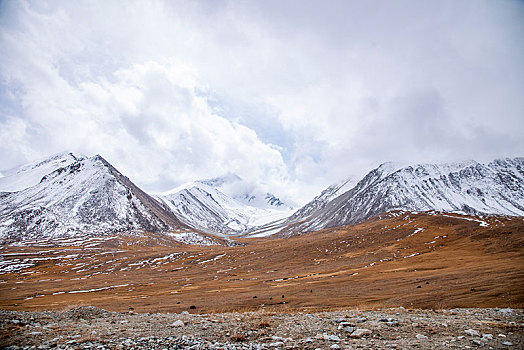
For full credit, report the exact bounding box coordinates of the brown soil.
[0,212,523,314]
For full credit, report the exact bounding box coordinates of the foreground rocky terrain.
[1,306,522,349]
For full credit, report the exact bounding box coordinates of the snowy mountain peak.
[157,179,294,235]
[200,174,243,188]
[279,157,524,235]
[0,151,87,193]
[0,154,191,242]
[174,174,294,211]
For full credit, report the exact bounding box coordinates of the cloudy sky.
[1,0,523,204]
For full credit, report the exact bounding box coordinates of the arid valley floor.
[1,212,523,348]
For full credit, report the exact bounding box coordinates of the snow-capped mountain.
[199,174,294,210]
[157,179,293,235]
[0,151,85,192]
[0,153,190,242]
[279,158,524,235]
[285,177,355,223]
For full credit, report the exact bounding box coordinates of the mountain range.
[275,158,524,236]
[156,179,293,235]
[1,152,523,243]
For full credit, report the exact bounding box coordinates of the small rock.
[481,334,493,341]
[472,339,482,346]
[171,320,184,327]
[356,317,367,323]
[338,322,355,329]
[122,339,134,347]
[269,341,284,347]
[464,329,481,337]
[29,332,43,335]
[324,334,341,342]
[498,334,506,338]
[498,308,513,314]
[332,318,346,323]
[416,334,428,340]
[181,311,189,315]
[304,338,313,343]
[343,326,355,333]
[330,345,341,349]
[350,329,372,338]
[457,336,465,339]
[502,341,513,346]
[11,320,20,325]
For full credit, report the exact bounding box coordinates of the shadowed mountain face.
[278,158,524,236]
[0,154,188,242]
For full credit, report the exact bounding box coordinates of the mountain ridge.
[277,157,524,236]
[1,153,523,241]
[0,154,192,243]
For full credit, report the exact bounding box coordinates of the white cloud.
[1,0,523,204]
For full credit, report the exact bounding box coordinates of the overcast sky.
[1,0,523,204]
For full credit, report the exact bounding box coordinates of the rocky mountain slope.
[279,158,524,235]
[0,153,190,242]
[157,179,293,235]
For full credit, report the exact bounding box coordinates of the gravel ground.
[0,307,522,349]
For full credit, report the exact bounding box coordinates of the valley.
[1,212,522,314]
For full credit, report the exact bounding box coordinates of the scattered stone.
[324,334,341,342]
[498,308,513,314]
[464,329,481,337]
[350,329,372,338]
[342,326,355,333]
[171,320,184,327]
[1,307,522,349]
[269,341,284,347]
[481,334,493,341]
[338,321,355,329]
[356,317,367,323]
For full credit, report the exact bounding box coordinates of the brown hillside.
[1,212,523,313]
